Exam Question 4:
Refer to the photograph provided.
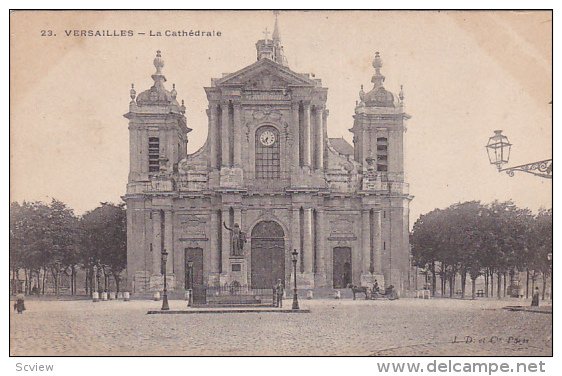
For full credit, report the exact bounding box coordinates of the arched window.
[255,125,280,179]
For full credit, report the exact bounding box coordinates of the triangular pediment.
[216,58,316,88]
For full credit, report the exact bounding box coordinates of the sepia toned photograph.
[9,10,552,357]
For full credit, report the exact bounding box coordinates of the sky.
[10,10,552,225]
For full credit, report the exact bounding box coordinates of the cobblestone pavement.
[10,298,552,356]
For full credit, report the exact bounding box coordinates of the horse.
[348,284,370,300]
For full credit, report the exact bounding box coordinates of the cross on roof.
[262,27,270,41]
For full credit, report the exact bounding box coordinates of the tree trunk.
[471,277,476,300]
[503,272,508,297]
[114,274,120,293]
[489,269,494,297]
[542,273,547,300]
[70,266,74,295]
[497,273,501,299]
[449,273,454,298]
[526,268,530,299]
[431,262,437,297]
[461,271,467,299]
[531,271,536,294]
[42,268,46,295]
[484,272,489,297]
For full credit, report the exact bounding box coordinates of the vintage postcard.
[9,10,552,358]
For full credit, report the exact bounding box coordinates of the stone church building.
[124,17,413,295]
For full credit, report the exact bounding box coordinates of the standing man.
[276,279,284,308]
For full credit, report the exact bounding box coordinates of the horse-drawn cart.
[349,284,399,300]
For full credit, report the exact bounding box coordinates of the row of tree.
[410,201,552,299]
[9,199,126,295]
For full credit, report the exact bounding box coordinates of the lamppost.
[485,130,552,179]
[291,249,299,310]
[161,249,169,311]
[546,252,552,300]
[187,261,194,307]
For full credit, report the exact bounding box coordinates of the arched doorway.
[251,221,285,289]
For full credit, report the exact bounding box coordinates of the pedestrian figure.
[373,279,380,293]
[275,279,284,308]
[14,293,25,314]
[531,286,540,307]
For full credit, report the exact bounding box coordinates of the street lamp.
[291,249,299,310]
[161,249,170,311]
[187,261,194,307]
[485,130,552,179]
[546,252,552,300]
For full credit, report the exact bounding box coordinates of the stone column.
[361,209,371,275]
[316,209,327,286]
[210,210,220,275]
[221,207,231,273]
[363,129,373,166]
[221,101,230,168]
[164,211,174,273]
[291,208,301,252]
[303,103,311,167]
[292,102,300,169]
[373,210,382,274]
[152,211,162,275]
[303,208,313,273]
[233,103,242,168]
[208,103,218,169]
[315,106,324,170]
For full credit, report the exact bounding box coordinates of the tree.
[529,208,552,300]
[410,200,538,300]
[80,202,127,294]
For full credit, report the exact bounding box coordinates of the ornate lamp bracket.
[499,159,552,179]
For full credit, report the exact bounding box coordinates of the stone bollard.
[101,292,108,301]
[334,290,341,299]
[108,292,114,300]
[307,290,314,300]
[117,292,124,300]
[154,291,161,301]
[92,291,99,302]
[123,292,130,301]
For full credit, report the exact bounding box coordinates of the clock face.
[259,130,276,146]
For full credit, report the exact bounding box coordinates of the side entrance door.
[333,247,352,288]
[185,247,205,304]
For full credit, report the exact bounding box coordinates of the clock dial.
[259,130,276,146]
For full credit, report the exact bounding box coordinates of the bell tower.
[124,50,191,186]
[349,52,412,290]
[123,51,191,292]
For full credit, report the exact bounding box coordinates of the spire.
[371,51,385,89]
[272,11,280,42]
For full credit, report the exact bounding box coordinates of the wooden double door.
[250,221,285,289]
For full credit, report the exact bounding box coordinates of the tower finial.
[130,83,136,102]
[371,51,385,89]
[154,50,164,74]
[262,27,270,41]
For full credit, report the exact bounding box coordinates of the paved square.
[10,298,552,356]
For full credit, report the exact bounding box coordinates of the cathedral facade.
[124,18,413,295]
